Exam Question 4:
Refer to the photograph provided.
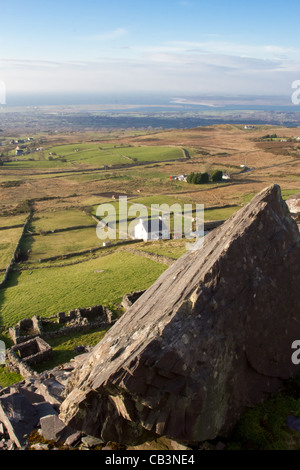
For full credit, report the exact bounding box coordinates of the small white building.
[134,218,169,242]
[177,174,188,182]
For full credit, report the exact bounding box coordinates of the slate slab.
[0,392,39,448]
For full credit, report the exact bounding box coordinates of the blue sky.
[1,0,300,100]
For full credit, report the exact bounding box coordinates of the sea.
[4,93,300,114]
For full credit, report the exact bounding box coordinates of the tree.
[188,172,210,184]
[192,173,201,184]
[187,172,195,184]
[200,172,209,184]
[211,170,223,182]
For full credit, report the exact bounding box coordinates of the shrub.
[192,173,201,184]
[200,172,209,184]
[211,170,223,182]
[187,172,195,184]
[187,172,210,184]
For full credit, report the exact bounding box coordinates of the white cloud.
[1,39,300,98]
[167,40,298,61]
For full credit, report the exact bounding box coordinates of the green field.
[31,209,95,232]
[0,227,25,270]
[45,144,184,166]
[0,251,168,327]
[33,327,110,373]
[5,159,68,169]
[23,227,101,262]
[0,214,28,228]
[204,205,239,221]
[4,145,184,169]
[0,366,22,388]
[135,239,188,259]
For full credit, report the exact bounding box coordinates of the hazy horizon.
[1,91,298,110]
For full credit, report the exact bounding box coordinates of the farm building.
[177,174,188,182]
[169,175,188,182]
[134,217,169,242]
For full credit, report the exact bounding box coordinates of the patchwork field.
[5,144,185,170]
[1,123,300,386]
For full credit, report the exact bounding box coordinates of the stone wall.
[7,304,114,379]
[6,349,38,379]
[122,290,146,310]
[10,337,53,366]
[9,316,43,345]
[9,305,113,345]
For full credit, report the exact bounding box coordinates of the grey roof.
[140,218,168,234]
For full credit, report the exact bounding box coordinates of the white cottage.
[134,218,169,242]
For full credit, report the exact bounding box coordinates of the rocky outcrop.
[59,184,300,446]
[0,365,74,448]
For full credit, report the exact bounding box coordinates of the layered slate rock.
[60,185,300,445]
[0,393,39,448]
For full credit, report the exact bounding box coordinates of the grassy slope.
[7,144,185,170]
[23,227,100,262]
[135,239,188,259]
[0,227,25,270]
[31,209,95,232]
[0,252,168,327]
[0,214,28,227]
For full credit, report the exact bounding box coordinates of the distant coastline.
[2,92,298,112]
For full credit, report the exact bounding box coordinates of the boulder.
[35,377,65,406]
[81,435,104,448]
[0,392,39,447]
[34,401,58,420]
[40,414,73,442]
[64,431,82,447]
[59,184,300,445]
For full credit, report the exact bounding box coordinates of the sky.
[1,0,300,103]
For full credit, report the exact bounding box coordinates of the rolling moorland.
[1,121,300,449]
